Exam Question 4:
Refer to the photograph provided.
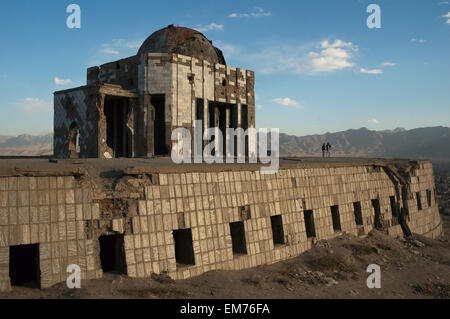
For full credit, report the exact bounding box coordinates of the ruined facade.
[0,159,443,291]
[53,26,255,159]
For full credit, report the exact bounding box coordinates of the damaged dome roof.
[138,25,226,65]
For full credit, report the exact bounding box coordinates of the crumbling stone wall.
[143,53,256,156]
[0,160,441,291]
[54,87,99,158]
[54,84,138,159]
[88,56,140,92]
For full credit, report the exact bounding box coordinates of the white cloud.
[273,98,300,107]
[411,38,426,43]
[256,104,263,110]
[15,98,52,114]
[249,39,357,75]
[194,23,224,33]
[101,47,120,55]
[443,12,450,24]
[228,7,271,18]
[360,68,383,74]
[367,119,379,124]
[381,62,396,67]
[213,40,240,57]
[439,2,449,5]
[112,38,144,49]
[54,77,72,85]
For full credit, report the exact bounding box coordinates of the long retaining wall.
[0,159,442,292]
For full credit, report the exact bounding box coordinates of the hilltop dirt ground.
[2,213,450,299]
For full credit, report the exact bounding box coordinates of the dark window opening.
[371,199,382,228]
[353,201,363,226]
[104,96,132,158]
[173,229,195,266]
[304,210,316,238]
[196,99,204,150]
[222,79,227,86]
[9,244,40,287]
[99,235,126,273]
[116,62,120,70]
[229,222,247,255]
[331,205,341,232]
[426,189,432,207]
[271,215,285,245]
[151,94,167,156]
[416,192,422,210]
[390,196,399,226]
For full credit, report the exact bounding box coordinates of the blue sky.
[0,0,449,136]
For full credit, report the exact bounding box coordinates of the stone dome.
[138,25,226,65]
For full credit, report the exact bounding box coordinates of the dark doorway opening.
[9,244,40,287]
[304,210,316,238]
[104,96,132,158]
[173,229,195,266]
[208,102,238,157]
[353,201,363,226]
[371,199,382,229]
[390,196,399,225]
[99,235,125,273]
[229,222,247,255]
[152,94,167,156]
[331,205,341,232]
[416,192,422,210]
[271,215,285,245]
[241,104,248,157]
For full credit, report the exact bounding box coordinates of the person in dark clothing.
[322,143,326,158]
[326,142,332,157]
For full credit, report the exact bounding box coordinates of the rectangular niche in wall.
[330,205,341,232]
[270,215,285,246]
[353,202,363,226]
[229,222,247,255]
[173,229,195,266]
[9,244,40,287]
[426,189,432,207]
[303,210,316,238]
[416,192,422,211]
[99,234,126,273]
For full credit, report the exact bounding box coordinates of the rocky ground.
[2,213,450,299]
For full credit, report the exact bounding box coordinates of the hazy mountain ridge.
[0,126,449,159]
[279,126,450,159]
[0,133,53,156]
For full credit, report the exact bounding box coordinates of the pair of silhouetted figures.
[322,142,332,158]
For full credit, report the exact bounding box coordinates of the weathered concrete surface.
[0,157,442,291]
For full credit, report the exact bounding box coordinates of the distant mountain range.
[0,133,52,156]
[278,126,450,160]
[0,126,449,160]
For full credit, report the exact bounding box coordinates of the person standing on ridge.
[326,142,332,157]
[322,143,326,158]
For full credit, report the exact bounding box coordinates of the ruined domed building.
[0,26,442,292]
[53,25,255,159]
